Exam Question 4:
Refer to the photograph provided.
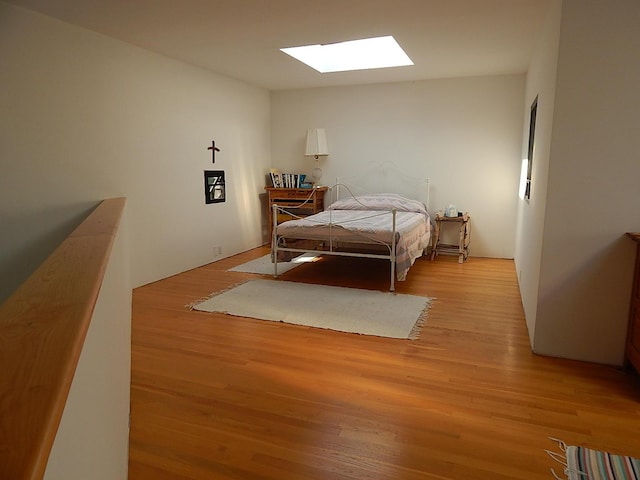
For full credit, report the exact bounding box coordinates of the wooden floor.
[129,246,640,479]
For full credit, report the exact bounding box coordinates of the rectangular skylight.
[280,35,413,73]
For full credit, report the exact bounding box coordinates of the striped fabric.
[566,446,640,480]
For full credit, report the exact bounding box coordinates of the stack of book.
[269,170,313,188]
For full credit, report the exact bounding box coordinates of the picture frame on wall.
[204,170,225,204]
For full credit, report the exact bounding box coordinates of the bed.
[271,184,432,291]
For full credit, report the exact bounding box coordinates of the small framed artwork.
[204,170,225,204]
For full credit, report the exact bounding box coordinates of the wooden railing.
[0,198,126,480]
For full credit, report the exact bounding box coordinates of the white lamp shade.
[304,128,329,157]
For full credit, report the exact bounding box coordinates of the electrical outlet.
[213,245,223,257]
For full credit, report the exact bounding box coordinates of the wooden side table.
[265,187,328,237]
[430,213,470,263]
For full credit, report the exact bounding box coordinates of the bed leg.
[390,209,397,292]
[272,242,279,278]
[274,252,278,277]
[272,204,278,278]
[390,261,395,292]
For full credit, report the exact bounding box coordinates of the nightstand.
[265,187,328,237]
[430,213,470,263]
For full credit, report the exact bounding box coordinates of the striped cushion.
[566,446,640,480]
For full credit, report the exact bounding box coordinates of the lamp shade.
[304,128,329,157]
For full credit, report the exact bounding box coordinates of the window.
[524,96,538,201]
[280,36,413,73]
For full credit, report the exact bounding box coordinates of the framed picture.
[204,170,225,204]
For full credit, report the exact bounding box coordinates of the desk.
[265,187,328,237]
[430,213,470,263]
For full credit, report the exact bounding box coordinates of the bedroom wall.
[514,0,561,347]
[532,0,640,365]
[271,75,525,259]
[0,2,270,300]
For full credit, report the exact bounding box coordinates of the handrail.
[0,197,126,480]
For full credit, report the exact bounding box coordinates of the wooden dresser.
[626,232,640,372]
[265,187,328,237]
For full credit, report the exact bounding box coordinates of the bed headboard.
[333,161,431,211]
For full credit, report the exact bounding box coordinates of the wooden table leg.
[430,221,440,260]
[458,221,465,263]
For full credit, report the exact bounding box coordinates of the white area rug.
[228,253,318,275]
[189,279,432,339]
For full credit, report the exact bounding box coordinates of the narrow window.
[525,96,538,201]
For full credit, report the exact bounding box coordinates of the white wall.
[271,76,525,258]
[0,2,271,298]
[532,0,640,364]
[514,0,561,346]
[44,207,131,480]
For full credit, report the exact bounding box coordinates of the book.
[269,169,282,188]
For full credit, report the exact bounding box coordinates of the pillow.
[328,193,428,215]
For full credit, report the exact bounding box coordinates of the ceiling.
[6,0,552,91]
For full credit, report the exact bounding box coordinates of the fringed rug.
[547,438,640,480]
[228,252,318,275]
[188,279,432,339]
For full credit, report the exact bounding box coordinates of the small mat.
[228,253,318,275]
[547,438,640,480]
[189,279,432,339]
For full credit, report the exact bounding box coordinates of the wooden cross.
[207,140,220,163]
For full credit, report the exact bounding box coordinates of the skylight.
[280,35,413,73]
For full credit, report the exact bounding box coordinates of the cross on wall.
[207,140,220,163]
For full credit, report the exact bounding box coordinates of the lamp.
[304,128,329,185]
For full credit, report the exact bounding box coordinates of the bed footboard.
[272,203,399,291]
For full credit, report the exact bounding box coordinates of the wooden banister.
[0,197,126,480]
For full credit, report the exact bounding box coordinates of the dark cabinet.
[626,233,640,372]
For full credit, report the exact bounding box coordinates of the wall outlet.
[213,245,223,257]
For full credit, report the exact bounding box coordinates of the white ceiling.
[6,0,552,91]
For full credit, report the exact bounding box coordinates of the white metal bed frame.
[271,177,431,291]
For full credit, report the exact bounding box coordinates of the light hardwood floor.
[129,246,640,479]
